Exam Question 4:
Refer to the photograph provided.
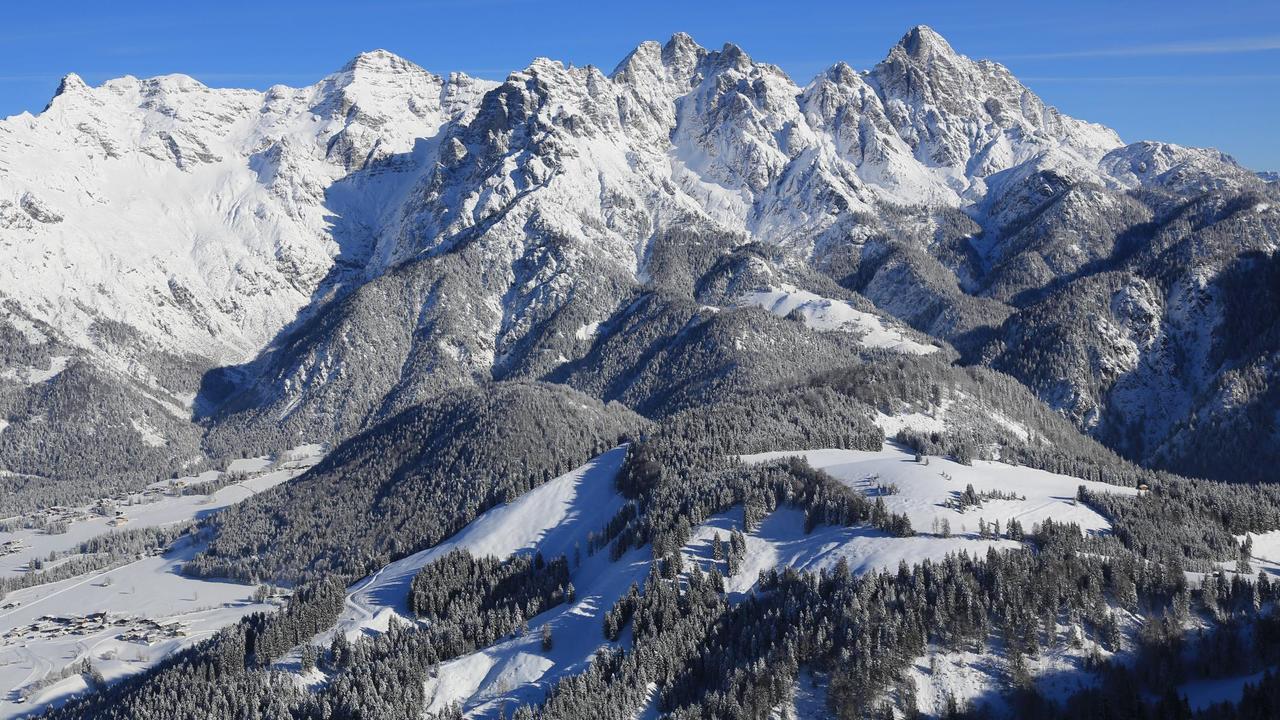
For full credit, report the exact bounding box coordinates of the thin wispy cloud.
[1006,35,1280,60]
[185,72,324,82]
[0,75,57,83]
[1022,73,1280,85]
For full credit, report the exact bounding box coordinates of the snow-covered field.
[0,540,270,716]
[737,285,938,355]
[742,444,1138,538]
[0,445,324,579]
[0,445,324,717]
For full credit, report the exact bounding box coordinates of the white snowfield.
[0,445,324,718]
[736,284,938,355]
[742,444,1138,537]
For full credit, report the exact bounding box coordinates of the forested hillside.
[188,382,644,584]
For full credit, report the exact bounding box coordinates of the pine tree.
[301,644,319,672]
[603,611,619,641]
[1238,535,1254,575]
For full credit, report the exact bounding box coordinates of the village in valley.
[2,612,185,649]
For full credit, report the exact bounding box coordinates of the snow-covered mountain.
[0,26,1272,489]
[0,51,492,361]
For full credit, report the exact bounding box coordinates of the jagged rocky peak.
[610,31,706,95]
[664,31,704,56]
[820,61,861,85]
[52,72,89,98]
[713,40,754,69]
[894,24,960,61]
[42,73,91,112]
[875,24,1017,121]
[339,48,423,75]
[1101,140,1264,194]
[870,25,1122,183]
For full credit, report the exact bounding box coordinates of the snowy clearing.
[689,507,1018,599]
[742,444,1139,537]
[737,285,938,355]
[0,356,70,386]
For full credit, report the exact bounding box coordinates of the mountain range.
[1,25,1277,499]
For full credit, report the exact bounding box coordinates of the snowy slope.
[736,284,938,355]
[744,444,1138,536]
[277,440,1141,718]
[276,447,655,717]
[0,54,492,363]
[331,447,630,638]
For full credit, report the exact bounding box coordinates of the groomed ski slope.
[294,445,657,717]
[328,446,631,640]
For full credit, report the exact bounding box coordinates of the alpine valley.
[2,25,1280,720]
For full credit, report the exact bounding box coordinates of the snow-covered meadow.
[743,444,1139,538]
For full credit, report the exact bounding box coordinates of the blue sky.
[3,0,1277,169]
